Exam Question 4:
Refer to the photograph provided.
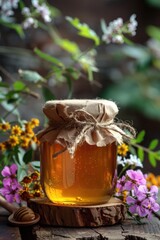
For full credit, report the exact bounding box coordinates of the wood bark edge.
[28,197,126,227]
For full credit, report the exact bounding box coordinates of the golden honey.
[40,141,117,205]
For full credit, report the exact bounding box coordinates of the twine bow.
[37,100,135,157]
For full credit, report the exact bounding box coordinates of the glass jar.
[38,99,121,206]
[40,141,117,205]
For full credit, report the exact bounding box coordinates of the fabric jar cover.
[37,99,132,156]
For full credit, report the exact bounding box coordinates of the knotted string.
[37,103,136,158]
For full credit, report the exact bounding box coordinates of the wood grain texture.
[28,197,126,227]
[31,217,160,240]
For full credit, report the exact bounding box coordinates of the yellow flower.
[30,118,40,128]
[118,143,129,157]
[11,125,22,136]
[156,176,160,186]
[122,190,128,202]
[31,135,39,144]
[0,142,6,152]
[9,135,19,147]
[146,173,159,187]
[0,122,11,131]
[25,122,32,129]
[25,128,35,138]
[20,136,30,148]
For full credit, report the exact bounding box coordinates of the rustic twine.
[37,100,136,157]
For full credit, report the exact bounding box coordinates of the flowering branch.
[0,164,44,204]
[115,169,160,223]
[116,143,160,223]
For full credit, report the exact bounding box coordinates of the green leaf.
[100,19,108,34]
[122,45,151,67]
[147,25,160,41]
[137,148,145,162]
[31,161,40,171]
[129,145,137,155]
[131,130,146,144]
[34,48,64,67]
[42,86,55,101]
[18,168,28,182]
[66,17,100,46]
[0,19,24,38]
[19,69,45,83]
[58,39,80,55]
[148,152,156,167]
[149,139,159,150]
[65,75,73,99]
[1,101,19,116]
[31,161,40,167]
[87,67,93,81]
[155,150,160,160]
[66,67,80,80]
[46,4,61,17]
[23,149,33,164]
[123,36,134,45]
[0,82,9,88]
[13,81,26,91]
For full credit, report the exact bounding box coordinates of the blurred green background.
[0,0,160,174]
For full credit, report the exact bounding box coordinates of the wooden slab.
[28,216,160,240]
[23,216,160,240]
[28,197,126,227]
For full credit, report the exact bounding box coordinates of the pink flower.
[125,169,146,190]
[136,185,158,201]
[116,169,160,221]
[143,198,160,220]
[2,163,17,177]
[126,186,160,220]
[0,182,21,203]
[1,163,18,186]
[126,196,149,218]
[115,175,126,196]
[0,164,22,203]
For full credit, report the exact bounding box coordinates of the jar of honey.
[37,99,124,206]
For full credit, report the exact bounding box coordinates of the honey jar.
[37,99,125,206]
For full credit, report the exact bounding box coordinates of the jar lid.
[43,99,119,123]
[37,99,131,156]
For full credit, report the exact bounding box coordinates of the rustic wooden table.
[1,207,160,240]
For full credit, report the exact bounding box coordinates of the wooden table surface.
[1,206,160,240]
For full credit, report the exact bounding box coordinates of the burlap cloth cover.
[37,99,133,156]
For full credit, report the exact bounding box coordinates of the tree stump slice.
[28,197,126,227]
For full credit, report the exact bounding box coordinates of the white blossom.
[117,156,126,167]
[112,35,124,44]
[31,0,51,23]
[102,14,137,44]
[128,14,138,36]
[117,154,143,168]
[125,154,143,168]
[22,7,31,17]
[23,17,38,29]
[109,18,123,31]
[31,0,39,8]
[0,0,19,20]
[37,3,51,22]
[102,17,124,44]
[0,0,19,10]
